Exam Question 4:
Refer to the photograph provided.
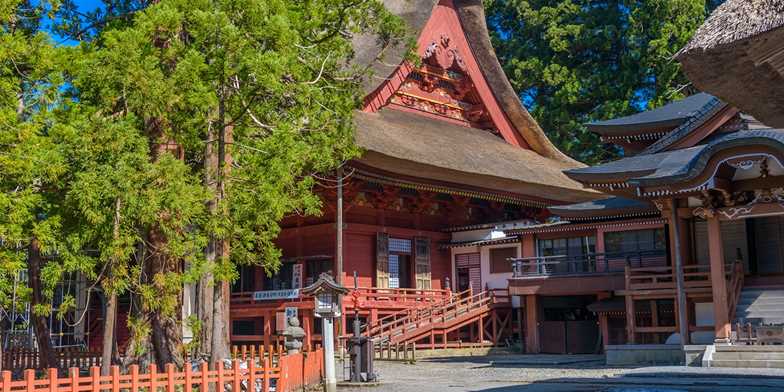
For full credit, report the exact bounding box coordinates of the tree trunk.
[143,120,185,368]
[147,225,185,368]
[199,119,218,360]
[208,102,233,365]
[101,198,122,375]
[101,292,118,374]
[120,286,153,368]
[27,239,58,369]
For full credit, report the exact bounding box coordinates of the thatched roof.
[676,0,784,128]
[353,109,598,204]
[351,0,577,164]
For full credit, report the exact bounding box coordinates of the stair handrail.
[364,289,471,337]
[366,289,468,333]
[727,259,744,323]
[373,289,493,342]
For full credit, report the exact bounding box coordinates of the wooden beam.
[707,215,731,342]
[599,313,610,350]
[668,202,690,345]
[524,295,540,353]
[625,294,636,344]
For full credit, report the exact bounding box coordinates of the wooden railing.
[727,261,744,322]
[365,288,473,336]
[1,348,101,373]
[512,250,667,278]
[0,348,324,392]
[230,286,451,309]
[346,287,452,309]
[372,289,495,344]
[625,264,711,291]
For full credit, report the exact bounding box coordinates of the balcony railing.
[510,250,667,278]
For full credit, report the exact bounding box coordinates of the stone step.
[710,359,784,368]
[735,303,784,312]
[735,310,784,317]
[738,299,784,306]
[735,318,784,326]
[740,291,784,299]
[713,352,784,360]
[715,345,784,352]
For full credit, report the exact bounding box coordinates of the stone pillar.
[323,317,337,392]
[524,295,540,353]
[707,215,731,342]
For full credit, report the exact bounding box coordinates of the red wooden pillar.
[707,215,731,342]
[303,312,312,351]
[596,292,610,350]
[478,314,484,344]
[524,295,540,353]
[263,311,272,348]
[491,312,498,345]
[624,294,636,344]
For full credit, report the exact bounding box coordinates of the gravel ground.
[336,355,784,392]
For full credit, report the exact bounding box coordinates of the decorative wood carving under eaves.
[387,34,497,134]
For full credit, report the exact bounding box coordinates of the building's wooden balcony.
[511,250,667,278]
[230,287,451,313]
[621,264,713,298]
[508,251,666,296]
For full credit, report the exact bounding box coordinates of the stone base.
[605,344,684,366]
[337,381,382,388]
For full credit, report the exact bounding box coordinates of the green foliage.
[486,0,721,163]
[0,0,406,354]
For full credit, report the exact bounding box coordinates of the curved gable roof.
[352,0,578,165]
[587,93,718,135]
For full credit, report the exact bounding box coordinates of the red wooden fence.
[278,350,323,392]
[0,348,324,392]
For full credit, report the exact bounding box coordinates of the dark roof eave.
[586,119,684,136]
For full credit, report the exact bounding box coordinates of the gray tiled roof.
[565,130,784,187]
[587,93,718,135]
[548,197,656,219]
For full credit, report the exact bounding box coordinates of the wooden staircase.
[365,289,504,349]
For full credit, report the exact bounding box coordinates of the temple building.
[488,91,763,353]
[228,0,596,350]
[528,0,784,365]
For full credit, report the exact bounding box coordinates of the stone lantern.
[282,316,305,354]
[301,273,348,392]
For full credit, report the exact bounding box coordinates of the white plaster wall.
[449,243,519,291]
[480,243,520,290]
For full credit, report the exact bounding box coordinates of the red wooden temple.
[227,0,596,350]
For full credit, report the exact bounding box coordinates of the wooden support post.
[478,315,484,344]
[625,294,636,344]
[669,202,690,346]
[492,312,498,345]
[650,300,659,328]
[707,214,731,342]
[263,311,271,348]
[599,313,610,350]
[442,332,447,349]
[524,295,540,353]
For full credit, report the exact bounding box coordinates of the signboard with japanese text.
[253,289,300,301]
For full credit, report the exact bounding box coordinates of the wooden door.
[455,253,481,291]
[754,217,784,274]
[540,321,566,353]
[415,237,431,289]
[376,232,390,288]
